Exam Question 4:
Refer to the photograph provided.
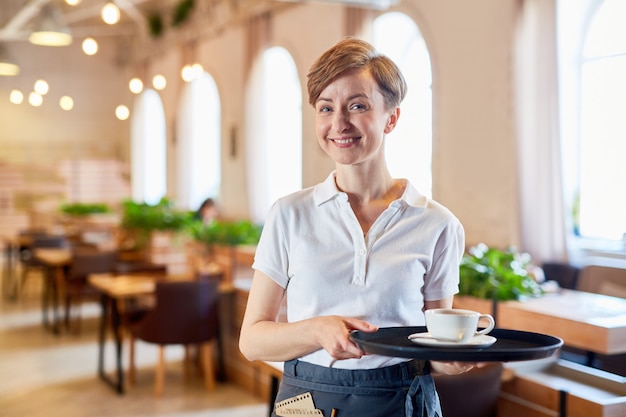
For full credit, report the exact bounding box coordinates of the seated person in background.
[195,198,219,224]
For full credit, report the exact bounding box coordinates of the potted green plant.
[454,243,544,315]
[59,202,116,239]
[187,218,262,248]
[119,198,193,252]
[60,202,111,216]
[121,198,192,232]
[186,218,262,279]
[459,243,543,301]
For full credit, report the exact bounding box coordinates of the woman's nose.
[332,110,351,132]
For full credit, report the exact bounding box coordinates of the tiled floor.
[0,269,267,417]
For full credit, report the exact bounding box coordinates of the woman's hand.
[240,271,379,362]
[430,361,488,375]
[314,315,378,360]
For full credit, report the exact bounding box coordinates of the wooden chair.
[541,262,580,290]
[577,265,626,298]
[64,247,118,333]
[433,362,503,417]
[19,233,68,296]
[113,260,167,276]
[128,278,220,396]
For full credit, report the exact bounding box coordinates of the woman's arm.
[423,297,453,311]
[239,270,377,362]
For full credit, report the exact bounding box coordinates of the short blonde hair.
[306,38,407,110]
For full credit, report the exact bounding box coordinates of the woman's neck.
[334,164,396,205]
[335,171,406,235]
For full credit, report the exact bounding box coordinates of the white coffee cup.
[425,308,495,343]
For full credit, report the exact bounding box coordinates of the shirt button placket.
[353,247,367,285]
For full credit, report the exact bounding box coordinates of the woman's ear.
[384,107,400,134]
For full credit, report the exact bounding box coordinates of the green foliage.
[146,0,193,38]
[60,202,110,216]
[172,0,194,27]
[459,243,543,301]
[121,198,193,232]
[148,13,164,37]
[188,219,262,247]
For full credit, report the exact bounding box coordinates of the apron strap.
[405,374,442,417]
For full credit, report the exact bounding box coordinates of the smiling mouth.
[331,137,361,145]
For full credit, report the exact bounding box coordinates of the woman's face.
[314,67,398,167]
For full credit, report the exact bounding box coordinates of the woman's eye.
[318,106,332,113]
[350,103,366,111]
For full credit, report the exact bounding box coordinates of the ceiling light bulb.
[34,79,49,95]
[29,92,43,107]
[191,63,203,77]
[102,3,121,25]
[29,4,72,46]
[60,96,74,111]
[181,63,203,82]
[152,74,167,90]
[66,0,81,5]
[0,44,19,75]
[0,62,19,76]
[181,64,193,82]
[116,105,130,120]
[10,90,24,104]
[129,78,143,94]
[82,37,98,55]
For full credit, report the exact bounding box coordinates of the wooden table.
[33,248,72,334]
[455,290,626,357]
[497,290,626,356]
[89,274,156,394]
[89,272,230,394]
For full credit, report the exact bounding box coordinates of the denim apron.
[271,359,442,417]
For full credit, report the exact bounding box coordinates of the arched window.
[131,89,167,205]
[177,72,221,211]
[559,0,626,251]
[373,12,433,198]
[246,46,302,223]
[578,0,626,242]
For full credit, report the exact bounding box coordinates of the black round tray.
[350,326,563,362]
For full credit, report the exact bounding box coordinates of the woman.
[240,38,472,417]
[195,198,219,224]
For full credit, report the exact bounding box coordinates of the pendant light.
[29,4,73,47]
[0,44,20,76]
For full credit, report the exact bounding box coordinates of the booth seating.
[541,262,626,299]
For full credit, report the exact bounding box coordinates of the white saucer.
[407,332,497,347]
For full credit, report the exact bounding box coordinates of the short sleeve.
[422,216,465,301]
[252,199,291,289]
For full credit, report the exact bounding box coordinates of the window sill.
[568,237,626,269]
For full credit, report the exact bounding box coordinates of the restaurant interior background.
[0,1,625,416]
[0,0,624,269]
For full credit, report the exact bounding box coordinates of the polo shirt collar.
[313,171,428,208]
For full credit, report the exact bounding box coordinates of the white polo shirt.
[252,172,465,369]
